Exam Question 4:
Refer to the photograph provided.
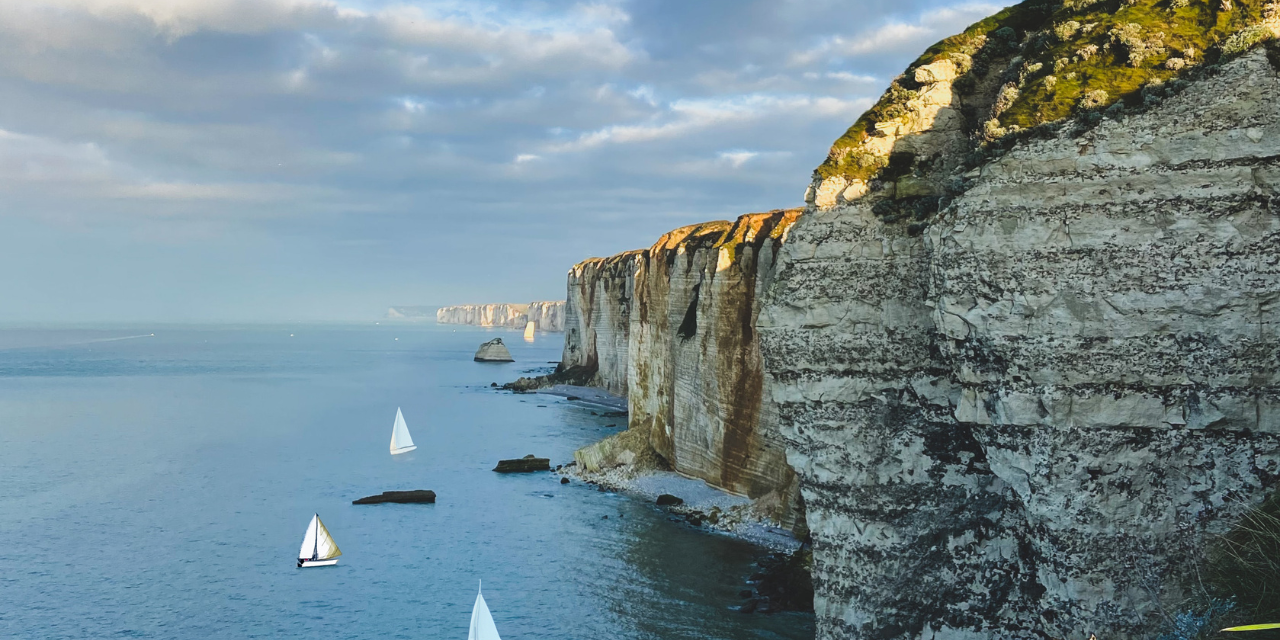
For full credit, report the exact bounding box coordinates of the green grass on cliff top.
[817,0,1275,182]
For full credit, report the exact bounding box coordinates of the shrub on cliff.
[1205,490,1280,627]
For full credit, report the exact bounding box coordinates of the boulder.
[655,494,683,506]
[493,454,550,473]
[352,490,436,505]
[474,338,514,362]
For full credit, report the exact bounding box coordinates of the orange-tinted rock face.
[561,250,643,398]
[564,209,804,526]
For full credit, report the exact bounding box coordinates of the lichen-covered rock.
[761,48,1280,639]
[474,338,514,362]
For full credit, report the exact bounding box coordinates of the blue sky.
[0,0,1001,323]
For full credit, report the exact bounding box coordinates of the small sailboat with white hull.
[390,407,416,455]
[467,581,502,640]
[297,513,342,568]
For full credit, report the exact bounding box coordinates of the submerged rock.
[493,455,550,473]
[473,338,514,362]
[352,490,437,505]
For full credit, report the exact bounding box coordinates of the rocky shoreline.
[555,459,803,553]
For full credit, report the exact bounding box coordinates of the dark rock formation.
[352,490,437,505]
[493,455,550,473]
[655,494,684,506]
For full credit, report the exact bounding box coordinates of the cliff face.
[562,251,642,397]
[565,211,804,522]
[762,41,1280,640]
[526,301,566,332]
[436,301,566,331]
[630,212,802,508]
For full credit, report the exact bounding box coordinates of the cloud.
[0,0,1001,321]
[14,0,358,41]
[718,150,758,167]
[791,3,1001,65]
[548,94,869,153]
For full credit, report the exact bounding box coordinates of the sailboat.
[467,581,502,640]
[523,321,536,342]
[390,407,416,455]
[297,513,342,568]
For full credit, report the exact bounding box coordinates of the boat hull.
[299,558,339,568]
[390,445,417,455]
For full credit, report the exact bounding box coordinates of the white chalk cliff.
[556,1,1280,636]
[436,301,566,331]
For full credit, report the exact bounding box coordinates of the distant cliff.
[566,210,804,527]
[385,306,434,320]
[435,301,566,331]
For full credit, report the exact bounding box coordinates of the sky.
[0,0,1003,324]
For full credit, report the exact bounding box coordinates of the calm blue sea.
[0,325,814,639]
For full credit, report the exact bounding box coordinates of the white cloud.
[0,127,323,210]
[548,94,870,153]
[514,154,541,163]
[20,0,359,40]
[628,85,658,106]
[718,150,758,167]
[791,4,1001,65]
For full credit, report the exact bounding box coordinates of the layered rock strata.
[562,251,643,396]
[565,211,806,525]
[760,47,1280,640]
[436,301,566,331]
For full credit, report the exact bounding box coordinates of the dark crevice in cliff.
[677,283,700,340]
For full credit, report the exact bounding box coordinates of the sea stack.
[473,338,514,362]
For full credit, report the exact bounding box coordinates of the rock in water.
[655,494,683,506]
[352,490,437,504]
[473,338,514,362]
[493,455,550,472]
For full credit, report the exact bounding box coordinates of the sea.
[0,324,815,639]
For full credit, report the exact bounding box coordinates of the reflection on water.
[0,325,813,639]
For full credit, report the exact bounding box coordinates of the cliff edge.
[761,0,1280,636]
[564,210,805,527]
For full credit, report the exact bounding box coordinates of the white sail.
[299,515,318,559]
[390,407,416,454]
[523,321,535,342]
[299,514,342,561]
[467,582,501,640]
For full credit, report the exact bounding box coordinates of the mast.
[313,514,319,560]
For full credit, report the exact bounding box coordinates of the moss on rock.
[815,0,1280,185]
